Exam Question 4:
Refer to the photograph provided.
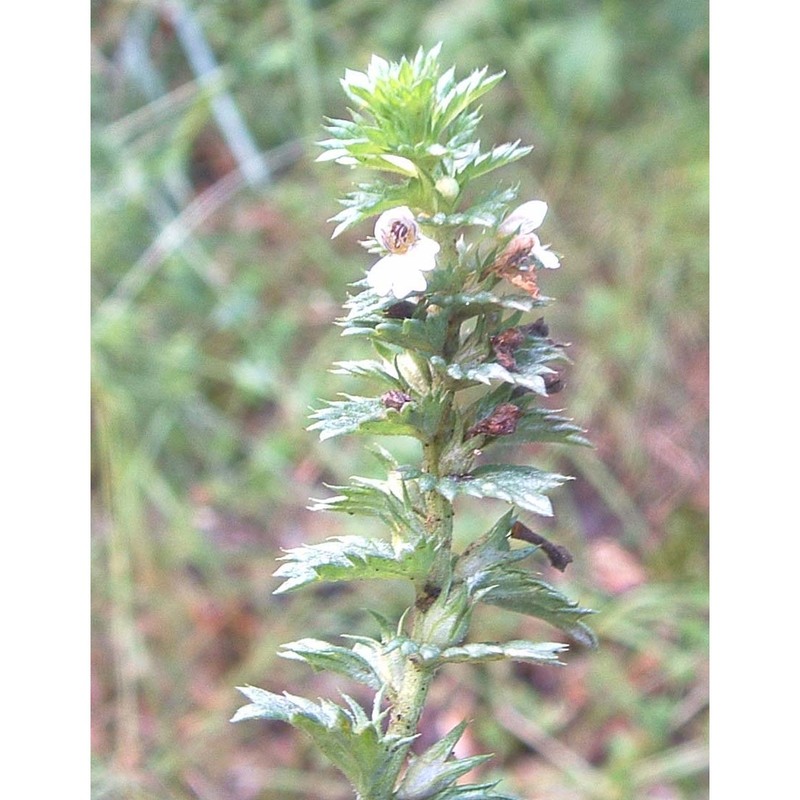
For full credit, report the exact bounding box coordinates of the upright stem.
[384,234,462,776]
[385,448,451,742]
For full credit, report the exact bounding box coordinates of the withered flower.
[499,200,560,270]
[491,327,526,370]
[510,521,574,572]
[467,402,522,438]
[381,390,412,411]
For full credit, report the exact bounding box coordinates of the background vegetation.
[91,1,708,798]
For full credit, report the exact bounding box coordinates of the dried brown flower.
[492,234,540,298]
[381,390,412,411]
[467,402,522,438]
[510,521,574,572]
[491,327,526,371]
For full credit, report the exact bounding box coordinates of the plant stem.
[386,651,435,741]
[384,244,462,779]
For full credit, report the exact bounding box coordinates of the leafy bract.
[445,359,549,395]
[273,535,435,593]
[454,140,533,183]
[424,784,519,800]
[437,465,572,517]
[331,358,403,390]
[435,639,567,666]
[231,686,411,798]
[472,570,596,648]
[396,721,492,800]
[345,313,450,358]
[308,394,444,442]
[309,395,411,441]
[455,512,597,647]
[489,406,592,448]
[445,331,569,394]
[310,475,429,542]
[284,632,434,703]
[278,638,382,690]
[421,185,524,231]
[428,290,546,317]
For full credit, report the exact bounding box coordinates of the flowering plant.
[232,44,595,799]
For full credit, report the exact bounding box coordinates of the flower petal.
[533,245,560,269]
[391,267,428,299]
[499,200,548,236]
[410,236,440,270]
[374,206,419,253]
[366,255,399,295]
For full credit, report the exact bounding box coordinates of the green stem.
[383,236,462,785]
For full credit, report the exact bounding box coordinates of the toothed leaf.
[397,719,493,799]
[452,513,596,646]
[231,687,411,796]
[437,465,571,517]
[428,290,548,317]
[415,781,520,800]
[487,406,592,449]
[278,638,382,690]
[454,140,533,182]
[273,535,435,593]
[435,639,567,666]
[469,569,597,648]
[331,358,404,389]
[309,395,407,441]
[445,359,549,394]
[310,476,429,543]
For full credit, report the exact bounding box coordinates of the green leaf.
[422,185,521,229]
[310,475,430,543]
[470,570,597,648]
[329,181,414,238]
[452,512,596,646]
[445,359,549,395]
[346,314,451,358]
[341,285,400,324]
[231,686,411,797]
[435,639,567,666]
[428,290,547,317]
[426,784,519,800]
[455,510,536,573]
[273,534,435,593]
[434,67,505,134]
[331,358,403,390]
[437,465,571,517]
[278,638,382,690]
[303,385,446,446]
[377,154,419,176]
[341,634,413,699]
[396,721,493,800]
[488,406,592,449]
[308,394,423,441]
[455,140,533,183]
[413,582,473,649]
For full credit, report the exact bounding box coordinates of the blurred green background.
[91,1,708,798]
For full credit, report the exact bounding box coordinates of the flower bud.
[434,176,460,201]
[415,583,471,647]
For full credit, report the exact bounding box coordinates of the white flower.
[367,207,440,299]
[499,200,549,236]
[499,200,560,269]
